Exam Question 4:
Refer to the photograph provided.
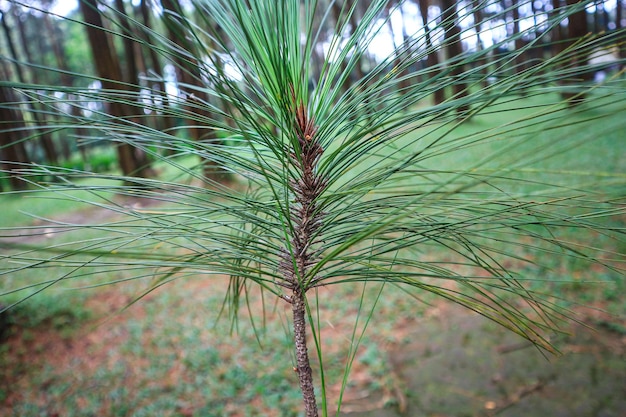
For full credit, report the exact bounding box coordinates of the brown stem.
[281,91,325,416]
[292,288,319,417]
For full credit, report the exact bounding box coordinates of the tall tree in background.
[440,0,469,116]
[419,0,445,105]
[1,9,58,166]
[526,0,547,73]
[160,0,227,182]
[562,0,592,105]
[330,1,367,94]
[617,0,625,68]
[510,0,527,75]
[113,0,144,127]
[78,0,153,178]
[40,5,81,160]
[548,0,566,63]
[137,0,174,134]
[0,72,29,191]
[471,0,489,88]
[387,1,414,91]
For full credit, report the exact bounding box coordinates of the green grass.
[0,155,202,229]
[0,178,121,229]
[323,91,625,228]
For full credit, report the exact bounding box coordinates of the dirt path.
[3,196,163,244]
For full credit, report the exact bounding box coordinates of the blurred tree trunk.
[509,0,530,96]
[0,66,30,191]
[471,0,488,88]
[561,0,592,106]
[160,0,209,137]
[440,0,469,116]
[114,0,153,132]
[331,1,365,94]
[160,0,228,182]
[528,0,548,74]
[348,3,367,82]
[396,2,413,91]
[510,0,526,75]
[113,0,141,99]
[41,5,84,161]
[79,0,153,178]
[593,0,607,32]
[310,0,332,84]
[615,0,626,69]
[203,20,239,130]
[549,0,566,69]
[0,11,25,82]
[384,2,408,89]
[138,0,175,134]
[418,0,445,105]
[1,10,58,166]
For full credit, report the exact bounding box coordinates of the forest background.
[0,0,625,416]
[1,0,623,180]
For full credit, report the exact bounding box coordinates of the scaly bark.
[292,289,318,417]
[279,88,326,417]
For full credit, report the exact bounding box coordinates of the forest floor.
[340,302,626,417]
[1,197,625,417]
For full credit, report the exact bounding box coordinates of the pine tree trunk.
[291,289,318,417]
[79,0,153,178]
[0,82,30,190]
[615,0,626,69]
[471,0,488,88]
[418,0,445,105]
[441,0,469,117]
[278,91,326,417]
[1,9,58,165]
[160,0,228,182]
[41,6,83,162]
[562,0,591,106]
[138,0,175,135]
